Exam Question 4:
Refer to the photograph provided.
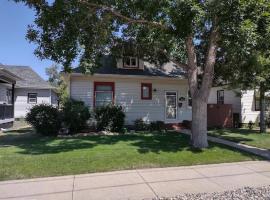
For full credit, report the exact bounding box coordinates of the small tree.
[46,64,69,105]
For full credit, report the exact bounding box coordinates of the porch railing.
[0,104,13,120]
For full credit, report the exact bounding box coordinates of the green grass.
[0,128,261,181]
[208,128,270,150]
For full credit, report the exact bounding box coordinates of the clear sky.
[0,1,55,80]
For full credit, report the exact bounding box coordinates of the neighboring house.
[208,86,268,127]
[0,65,58,119]
[0,68,20,128]
[62,56,192,127]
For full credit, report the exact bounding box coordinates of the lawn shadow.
[208,128,255,143]
[0,129,256,157]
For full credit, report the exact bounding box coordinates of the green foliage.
[25,104,61,136]
[13,0,264,72]
[46,64,61,88]
[150,121,165,131]
[134,118,149,131]
[57,76,69,105]
[62,99,91,133]
[94,105,125,132]
[248,121,254,130]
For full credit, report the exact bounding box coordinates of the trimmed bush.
[62,99,91,133]
[150,121,165,131]
[182,120,191,129]
[94,105,125,132]
[134,118,149,131]
[26,104,61,136]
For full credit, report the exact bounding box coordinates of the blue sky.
[0,1,56,80]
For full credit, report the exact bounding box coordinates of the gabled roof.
[71,56,187,79]
[0,65,54,89]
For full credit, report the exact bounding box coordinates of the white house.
[63,56,192,127]
[208,86,267,125]
[0,65,58,119]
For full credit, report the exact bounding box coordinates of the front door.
[165,91,177,120]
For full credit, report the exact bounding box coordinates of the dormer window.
[123,57,138,68]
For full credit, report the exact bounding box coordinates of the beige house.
[63,56,192,126]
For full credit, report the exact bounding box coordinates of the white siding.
[70,76,192,125]
[241,90,261,123]
[14,88,52,118]
[208,86,241,114]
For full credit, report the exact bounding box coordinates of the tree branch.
[185,35,198,96]
[79,0,169,30]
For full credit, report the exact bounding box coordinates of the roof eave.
[68,72,187,81]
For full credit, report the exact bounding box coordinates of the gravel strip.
[154,185,270,200]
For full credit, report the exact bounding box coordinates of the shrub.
[182,120,191,129]
[25,104,61,136]
[94,105,125,132]
[248,120,254,130]
[134,118,149,131]
[62,99,91,133]
[150,121,165,131]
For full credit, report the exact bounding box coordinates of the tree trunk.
[191,97,208,148]
[260,83,266,133]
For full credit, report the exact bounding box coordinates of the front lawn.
[0,128,261,181]
[208,129,270,150]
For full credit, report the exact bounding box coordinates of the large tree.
[15,0,266,148]
[216,2,270,132]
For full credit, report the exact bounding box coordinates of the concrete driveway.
[1,161,270,200]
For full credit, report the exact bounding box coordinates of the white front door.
[165,91,177,120]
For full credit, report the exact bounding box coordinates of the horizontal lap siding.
[70,78,93,107]
[14,89,51,118]
[208,87,241,114]
[241,90,260,123]
[70,76,191,125]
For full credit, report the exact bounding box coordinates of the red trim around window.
[141,83,152,100]
[93,82,115,107]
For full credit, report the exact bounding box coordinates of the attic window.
[123,57,138,68]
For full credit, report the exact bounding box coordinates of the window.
[141,83,152,100]
[188,90,192,107]
[6,89,12,104]
[217,90,224,104]
[94,82,114,107]
[28,93,37,104]
[123,57,138,68]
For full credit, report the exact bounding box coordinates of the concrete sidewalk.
[181,130,270,160]
[1,161,270,200]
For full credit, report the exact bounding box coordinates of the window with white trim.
[28,93,37,104]
[123,57,138,68]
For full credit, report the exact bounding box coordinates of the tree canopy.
[14,0,270,148]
